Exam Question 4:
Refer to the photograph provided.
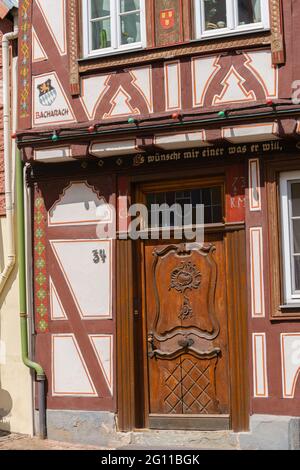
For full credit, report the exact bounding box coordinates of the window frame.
[280,171,300,305]
[145,185,224,230]
[194,0,270,40]
[82,0,146,58]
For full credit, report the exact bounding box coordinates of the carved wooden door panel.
[143,234,230,430]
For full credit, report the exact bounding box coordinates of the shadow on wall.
[0,219,11,434]
[0,388,12,433]
[0,218,18,435]
[0,218,4,273]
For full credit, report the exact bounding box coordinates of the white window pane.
[294,256,300,291]
[238,0,262,25]
[120,13,141,44]
[91,19,111,49]
[291,182,300,217]
[91,0,110,19]
[293,219,300,254]
[120,0,140,13]
[203,0,227,31]
[280,173,300,301]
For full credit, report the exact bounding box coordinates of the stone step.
[124,430,240,450]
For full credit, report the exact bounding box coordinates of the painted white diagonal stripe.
[32,28,48,62]
[36,0,66,55]
[52,334,97,397]
[89,335,113,395]
[50,277,67,320]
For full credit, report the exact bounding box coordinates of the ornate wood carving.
[170,261,202,320]
[163,357,220,415]
[269,0,285,65]
[149,243,220,360]
[67,0,80,95]
[79,33,271,73]
[148,339,221,361]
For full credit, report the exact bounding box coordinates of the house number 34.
[92,249,107,264]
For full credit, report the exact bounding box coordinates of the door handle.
[147,333,156,357]
[178,338,194,348]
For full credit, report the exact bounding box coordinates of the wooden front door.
[137,179,231,430]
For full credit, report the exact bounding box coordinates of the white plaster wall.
[0,216,33,435]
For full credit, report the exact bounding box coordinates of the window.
[146,186,223,228]
[82,0,145,57]
[280,172,300,305]
[194,0,269,39]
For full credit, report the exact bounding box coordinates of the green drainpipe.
[16,149,47,439]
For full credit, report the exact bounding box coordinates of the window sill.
[280,304,300,310]
[270,304,300,321]
[194,26,270,42]
[78,30,271,74]
[79,45,144,62]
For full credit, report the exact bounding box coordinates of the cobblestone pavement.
[0,433,106,450]
[0,434,203,451]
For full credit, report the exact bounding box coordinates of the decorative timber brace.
[269,0,285,65]
[67,0,80,95]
